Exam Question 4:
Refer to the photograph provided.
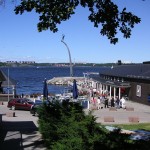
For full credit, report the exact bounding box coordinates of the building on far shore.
[90,62,150,106]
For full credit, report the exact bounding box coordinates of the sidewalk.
[0,102,46,150]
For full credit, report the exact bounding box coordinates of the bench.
[104,116,115,122]
[6,112,15,117]
[128,117,139,123]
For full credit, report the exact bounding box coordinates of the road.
[0,102,46,150]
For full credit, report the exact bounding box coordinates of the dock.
[47,77,92,93]
[47,77,85,85]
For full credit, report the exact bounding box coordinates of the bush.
[37,101,150,150]
[38,101,108,149]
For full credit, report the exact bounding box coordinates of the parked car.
[7,98,34,110]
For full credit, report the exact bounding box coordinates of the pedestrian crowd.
[90,95,126,110]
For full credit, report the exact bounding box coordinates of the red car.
[7,98,34,111]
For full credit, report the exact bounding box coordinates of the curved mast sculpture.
[61,35,73,77]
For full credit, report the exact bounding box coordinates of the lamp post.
[7,67,9,102]
[61,35,73,77]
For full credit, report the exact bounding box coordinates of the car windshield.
[22,99,34,104]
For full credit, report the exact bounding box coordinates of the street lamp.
[7,67,10,102]
[61,35,73,77]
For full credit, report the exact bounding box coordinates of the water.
[1,66,107,95]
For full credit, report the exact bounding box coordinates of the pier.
[47,77,85,85]
[47,76,92,93]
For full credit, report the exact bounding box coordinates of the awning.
[91,76,131,88]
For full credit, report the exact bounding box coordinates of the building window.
[136,85,141,97]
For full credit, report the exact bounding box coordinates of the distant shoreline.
[0,62,139,68]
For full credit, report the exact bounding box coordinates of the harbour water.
[1,66,108,95]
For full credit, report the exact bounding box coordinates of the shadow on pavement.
[0,121,45,150]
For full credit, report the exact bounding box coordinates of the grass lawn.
[112,123,150,131]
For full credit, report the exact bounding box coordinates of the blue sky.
[0,0,150,63]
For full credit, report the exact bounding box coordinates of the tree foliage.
[14,0,141,44]
[38,101,107,149]
[37,101,148,150]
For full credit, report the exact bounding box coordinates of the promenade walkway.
[0,100,150,149]
[89,100,150,124]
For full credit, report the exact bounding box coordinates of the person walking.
[93,97,96,106]
[115,96,120,109]
[110,96,115,107]
[104,97,109,108]
[120,97,126,109]
[97,97,101,109]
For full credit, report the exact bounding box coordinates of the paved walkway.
[0,102,46,150]
[0,101,150,149]
[88,100,150,125]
